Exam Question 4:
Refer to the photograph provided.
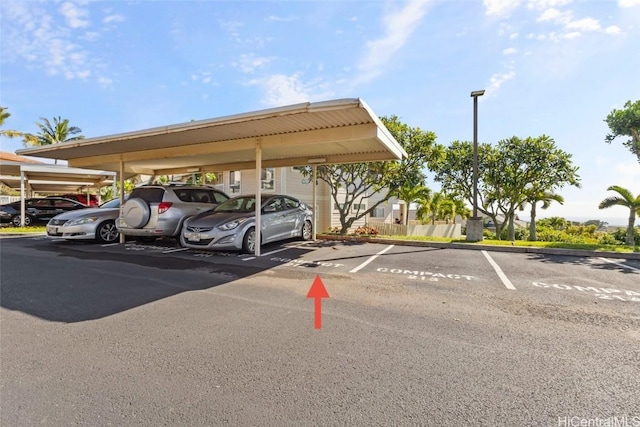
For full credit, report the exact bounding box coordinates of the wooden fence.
[367,220,462,239]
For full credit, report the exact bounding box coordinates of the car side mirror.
[263,205,276,213]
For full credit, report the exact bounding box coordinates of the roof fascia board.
[19,164,116,176]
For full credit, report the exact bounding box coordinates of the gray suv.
[117,185,229,242]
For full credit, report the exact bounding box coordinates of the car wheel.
[96,221,119,243]
[121,198,150,228]
[11,214,33,227]
[242,227,256,253]
[302,220,313,240]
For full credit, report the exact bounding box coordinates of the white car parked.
[47,198,124,243]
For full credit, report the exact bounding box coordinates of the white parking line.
[242,242,311,261]
[598,257,640,272]
[349,245,395,273]
[101,243,119,247]
[482,250,516,290]
[162,248,189,254]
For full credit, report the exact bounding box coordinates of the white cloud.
[265,15,297,22]
[510,32,520,39]
[484,0,522,16]
[503,47,518,55]
[103,14,125,24]
[59,2,90,29]
[527,0,572,10]
[566,17,600,32]
[233,54,274,74]
[355,0,432,85]
[605,25,622,35]
[246,74,335,107]
[537,8,572,24]
[249,74,311,107]
[619,0,640,7]
[97,76,113,88]
[562,31,582,39]
[0,1,118,86]
[485,68,516,96]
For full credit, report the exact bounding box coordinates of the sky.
[1,0,639,226]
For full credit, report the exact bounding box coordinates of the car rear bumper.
[116,218,180,237]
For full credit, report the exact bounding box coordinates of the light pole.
[467,89,485,241]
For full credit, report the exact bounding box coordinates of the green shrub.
[612,227,640,245]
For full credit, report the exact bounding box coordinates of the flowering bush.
[353,225,379,236]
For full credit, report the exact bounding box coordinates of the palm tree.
[394,184,431,225]
[437,195,470,225]
[523,191,565,241]
[426,191,445,225]
[23,116,84,164]
[598,185,640,246]
[0,107,24,139]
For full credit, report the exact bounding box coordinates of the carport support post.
[312,165,317,241]
[20,170,26,227]
[254,140,262,256]
[119,158,125,244]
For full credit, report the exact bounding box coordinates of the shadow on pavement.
[0,236,313,323]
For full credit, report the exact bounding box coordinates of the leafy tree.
[431,140,506,234]
[304,116,439,234]
[605,100,640,164]
[598,185,640,245]
[0,107,24,139]
[433,136,580,240]
[23,116,84,164]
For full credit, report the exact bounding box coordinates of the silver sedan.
[46,198,123,243]
[180,194,313,253]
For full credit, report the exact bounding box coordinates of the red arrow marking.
[306,274,330,329]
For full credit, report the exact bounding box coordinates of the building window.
[371,207,385,218]
[334,203,366,211]
[261,168,275,191]
[229,171,241,194]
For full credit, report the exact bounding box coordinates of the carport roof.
[16,98,407,175]
[0,161,117,193]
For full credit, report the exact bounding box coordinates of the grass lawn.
[325,234,639,253]
[0,225,47,233]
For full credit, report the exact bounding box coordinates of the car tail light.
[158,202,173,214]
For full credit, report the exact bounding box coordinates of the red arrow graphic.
[306,274,330,329]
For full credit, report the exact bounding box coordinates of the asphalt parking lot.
[1,235,639,426]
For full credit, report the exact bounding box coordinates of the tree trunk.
[626,211,636,246]
[492,215,503,240]
[507,214,515,241]
[529,202,538,241]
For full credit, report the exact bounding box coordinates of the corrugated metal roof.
[17,98,406,176]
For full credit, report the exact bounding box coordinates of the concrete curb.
[316,235,640,260]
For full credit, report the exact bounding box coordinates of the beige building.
[206,167,402,233]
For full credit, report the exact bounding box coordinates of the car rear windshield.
[174,189,229,204]
[129,188,165,203]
